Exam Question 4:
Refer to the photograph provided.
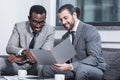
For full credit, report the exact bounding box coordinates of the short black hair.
[58,4,80,18]
[29,5,46,16]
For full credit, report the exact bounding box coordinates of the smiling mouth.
[34,27,41,31]
[63,23,69,27]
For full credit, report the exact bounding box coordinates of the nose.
[36,23,41,27]
[61,19,66,25]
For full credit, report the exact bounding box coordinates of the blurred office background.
[0,0,120,55]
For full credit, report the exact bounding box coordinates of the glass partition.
[56,0,120,29]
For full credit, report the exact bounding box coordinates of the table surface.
[0,76,54,80]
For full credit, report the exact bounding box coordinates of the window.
[56,0,120,30]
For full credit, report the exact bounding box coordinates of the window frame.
[56,0,120,30]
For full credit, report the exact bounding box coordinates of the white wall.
[0,0,33,55]
[99,30,120,48]
[0,0,56,55]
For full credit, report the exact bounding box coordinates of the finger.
[23,49,36,63]
[27,51,36,62]
[54,64,63,67]
[15,57,23,62]
[9,56,15,60]
[24,50,32,61]
[53,66,63,71]
[30,56,36,63]
[29,51,36,60]
[28,54,35,62]
[7,55,16,62]
[8,57,15,62]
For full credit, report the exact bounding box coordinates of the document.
[30,38,76,65]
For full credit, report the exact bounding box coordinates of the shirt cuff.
[70,63,74,70]
[17,49,24,56]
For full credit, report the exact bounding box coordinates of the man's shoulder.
[15,21,28,26]
[80,21,96,29]
[78,21,100,38]
[15,21,29,28]
[79,22,98,34]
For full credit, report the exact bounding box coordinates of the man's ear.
[28,16,30,20]
[73,12,77,18]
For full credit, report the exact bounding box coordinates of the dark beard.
[68,23,74,31]
[69,17,75,31]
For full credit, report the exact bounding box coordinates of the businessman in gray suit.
[0,5,55,75]
[42,4,107,80]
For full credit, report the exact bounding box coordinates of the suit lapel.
[26,33,31,49]
[34,25,47,49]
[26,23,32,49]
[34,32,44,49]
[73,22,83,47]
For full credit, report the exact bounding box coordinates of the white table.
[0,76,54,80]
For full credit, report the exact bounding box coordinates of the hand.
[7,54,23,63]
[22,49,36,63]
[52,63,71,71]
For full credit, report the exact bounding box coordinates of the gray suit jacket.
[62,21,107,71]
[6,21,55,55]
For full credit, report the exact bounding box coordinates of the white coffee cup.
[18,70,27,78]
[55,74,65,80]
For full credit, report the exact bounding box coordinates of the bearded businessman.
[42,4,107,80]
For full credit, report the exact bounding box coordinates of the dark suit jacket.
[62,21,107,71]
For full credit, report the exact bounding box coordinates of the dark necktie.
[70,31,75,44]
[68,31,75,44]
[29,32,37,49]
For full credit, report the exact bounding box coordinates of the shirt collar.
[71,19,79,32]
[29,23,39,37]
